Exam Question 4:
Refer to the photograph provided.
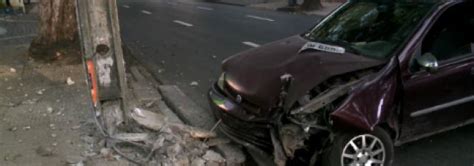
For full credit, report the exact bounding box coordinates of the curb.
[158,85,216,129]
[208,1,247,6]
[123,44,183,124]
[123,44,246,165]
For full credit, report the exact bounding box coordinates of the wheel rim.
[340,134,386,166]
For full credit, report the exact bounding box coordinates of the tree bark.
[30,0,79,61]
[301,0,323,10]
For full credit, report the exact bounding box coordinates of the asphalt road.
[117,0,474,165]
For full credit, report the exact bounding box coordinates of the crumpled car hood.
[222,35,386,110]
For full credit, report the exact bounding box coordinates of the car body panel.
[396,0,474,141]
[330,56,401,132]
[400,55,474,141]
[222,35,385,111]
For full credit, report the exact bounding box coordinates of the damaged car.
[208,0,474,165]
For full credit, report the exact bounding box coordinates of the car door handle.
[471,67,474,75]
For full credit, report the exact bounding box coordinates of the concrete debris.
[3,153,22,161]
[51,133,57,138]
[36,146,53,157]
[22,98,39,104]
[66,77,75,85]
[113,133,149,142]
[112,155,121,161]
[8,127,17,132]
[71,125,81,130]
[47,107,54,113]
[203,150,225,163]
[175,157,190,166]
[100,148,112,157]
[191,157,206,166]
[168,124,217,139]
[125,107,233,165]
[190,81,199,86]
[206,138,231,147]
[65,156,85,165]
[22,126,31,130]
[55,52,62,58]
[81,151,98,157]
[36,89,45,95]
[69,161,85,166]
[131,108,166,130]
[49,124,56,130]
[9,68,16,73]
[145,101,155,108]
[81,135,96,145]
[131,108,216,139]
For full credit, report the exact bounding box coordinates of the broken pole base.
[101,100,125,140]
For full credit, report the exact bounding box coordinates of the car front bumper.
[208,83,274,152]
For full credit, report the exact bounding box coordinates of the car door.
[400,1,474,141]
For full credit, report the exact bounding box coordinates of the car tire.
[321,127,394,166]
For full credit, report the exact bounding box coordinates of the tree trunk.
[301,0,323,10]
[30,0,79,61]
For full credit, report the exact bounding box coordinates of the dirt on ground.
[0,44,129,166]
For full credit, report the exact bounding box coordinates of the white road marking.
[246,15,275,22]
[141,10,152,15]
[197,6,214,11]
[122,5,130,8]
[173,20,193,27]
[242,41,260,48]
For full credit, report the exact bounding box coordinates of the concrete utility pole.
[75,0,127,136]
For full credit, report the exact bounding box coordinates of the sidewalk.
[0,45,123,166]
[0,9,132,166]
[0,13,131,164]
[211,0,282,6]
[206,0,342,16]
[250,1,342,16]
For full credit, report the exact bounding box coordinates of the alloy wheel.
[341,134,386,166]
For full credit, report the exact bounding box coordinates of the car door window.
[421,2,474,63]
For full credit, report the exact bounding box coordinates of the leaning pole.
[75,0,128,137]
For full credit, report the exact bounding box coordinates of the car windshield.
[304,0,436,59]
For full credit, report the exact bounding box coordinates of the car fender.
[330,56,401,133]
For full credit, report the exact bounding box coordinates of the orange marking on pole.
[87,60,99,107]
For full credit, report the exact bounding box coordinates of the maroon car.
[208,0,474,165]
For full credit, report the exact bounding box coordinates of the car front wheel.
[321,127,394,166]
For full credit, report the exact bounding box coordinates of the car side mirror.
[416,53,438,73]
